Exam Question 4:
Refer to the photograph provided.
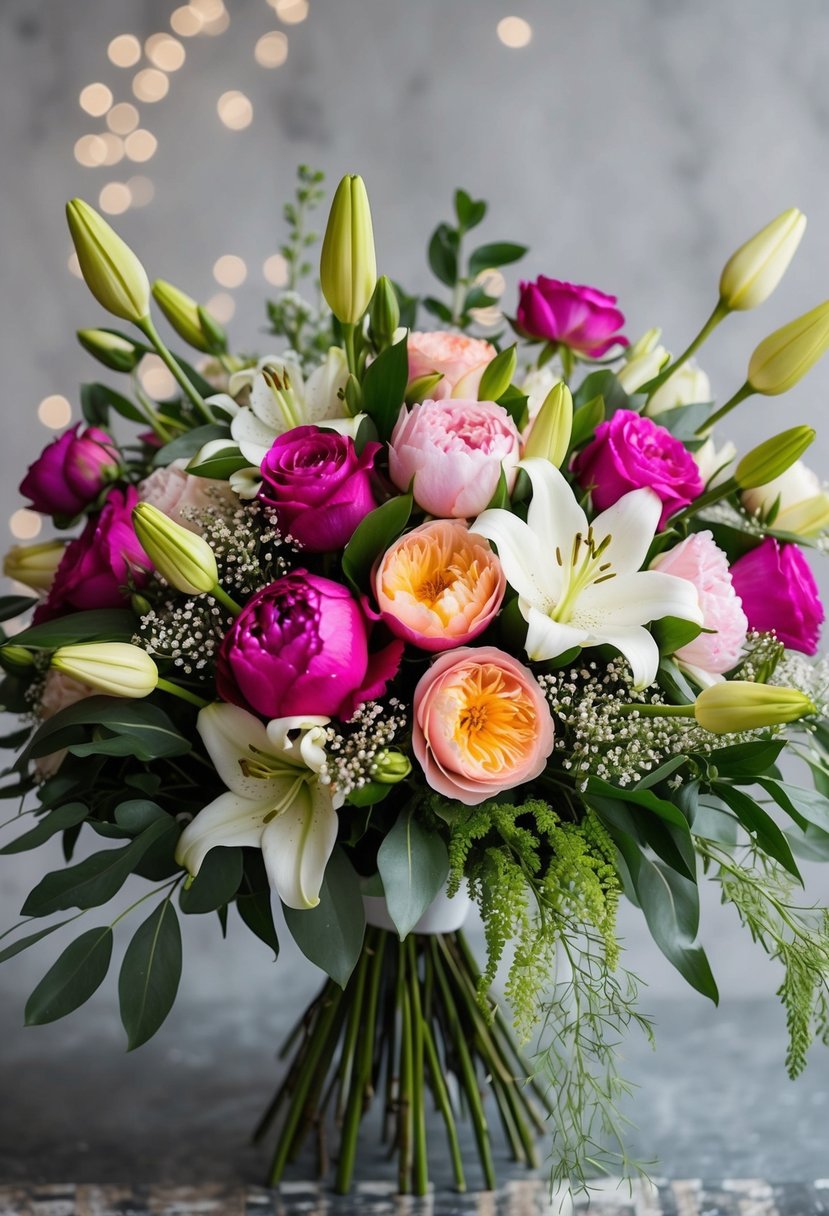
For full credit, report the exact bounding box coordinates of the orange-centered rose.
[374,521,506,651]
[413,646,555,804]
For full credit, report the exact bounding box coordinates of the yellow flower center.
[552,528,616,622]
[447,663,537,773]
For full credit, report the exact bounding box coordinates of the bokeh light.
[274,0,308,24]
[106,102,140,135]
[263,254,289,286]
[37,396,72,429]
[217,90,253,130]
[9,510,42,541]
[74,134,107,167]
[206,292,236,323]
[133,68,170,103]
[146,33,186,71]
[99,133,126,166]
[99,182,132,215]
[170,6,204,36]
[107,34,142,67]
[496,16,532,47]
[79,83,113,117]
[255,31,288,67]
[213,255,247,287]
[125,129,158,162]
[140,356,176,399]
[127,176,155,207]
[67,251,82,279]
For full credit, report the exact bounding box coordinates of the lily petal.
[198,703,293,799]
[174,790,265,877]
[266,716,331,771]
[578,570,702,627]
[520,459,588,557]
[591,489,662,574]
[304,347,349,422]
[523,604,587,661]
[473,509,560,607]
[592,624,660,690]
[261,782,339,910]
[230,409,277,466]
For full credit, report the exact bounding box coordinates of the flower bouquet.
[4,171,829,1196]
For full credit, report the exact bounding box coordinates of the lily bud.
[734,426,815,489]
[617,343,670,394]
[370,749,412,784]
[132,502,218,595]
[0,645,36,673]
[66,198,150,324]
[748,301,829,395]
[694,681,815,734]
[51,642,158,698]
[369,276,400,349]
[522,382,573,467]
[625,328,662,361]
[719,208,806,311]
[320,174,377,325]
[741,460,829,537]
[152,279,227,355]
[3,540,65,594]
[77,328,142,373]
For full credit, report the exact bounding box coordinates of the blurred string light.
[108,34,142,67]
[255,30,288,67]
[213,255,247,287]
[125,129,157,162]
[170,7,204,36]
[79,83,112,116]
[263,253,289,286]
[99,181,132,215]
[133,68,170,103]
[207,292,236,323]
[38,395,72,429]
[106,102,139,134]
[140,356,177,399]
[217,90,253,129]
[497,16,532,47]
[9,510,42,541]
[272,0,308,23]
[146,33,186,71]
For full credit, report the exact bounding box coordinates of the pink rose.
[38,487,152,619]
[516,278,628,356]
[258,426,380,552]
[413,646,555,805]
[139,462,235,535]
[572,409,703,529]
[729,537,824,656]
[34,669,98,779]
[389,399,521,518]
[374,520,506,651]
[407,331,497,400]
[651,531,747,676]
[217,570,403,721]
[20,425,119,518]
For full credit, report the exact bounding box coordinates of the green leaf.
[454,189,487,230]
[361,334,409,439]
[237,891,280,958]
[485,467,510,510]
[186,445,249,479]
[651,616,703,656]
[428,223,458,287]
[376,811,450,939]
[759,780,829,834]
[704,740,785,779]
[23,698,191,766]
[342,493,412,594]
[589,794,695,881]
[634,756,687,790]
[496,386,529,428]
[573,370,629,414]
[81,382,145,426]
[478,345,517,402]
[345,781,391,808]
[118,898,182,1050]
[21,817,175,917]
[467,242,527,277]
[0,802,88,855]
[283,847,365,987]
[0,916,82,965]
[24,927,113,1025]
[690,796,740,846]
[152,424,229,468]
[179,846,243,914]
[650,401,712,442]
[569,395,605,450]
[10,609,137,651]
[585,776,691,831]
[421,296,453,324]
[115,800,169,834]
[0,595,38,622]
[656,658,697,705]
[715,783,801,880]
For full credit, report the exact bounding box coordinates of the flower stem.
[397,938,414,1194]
[697,381,755,433]
[618,702,695,718]
[406,937,429,1196]
[421,958,467,1190]
[335,931,385,1194]
[210,585,243,617]
[137,316,216,424]
[155,678,209,709]
[342,323,358,377]
[641,300,729,399]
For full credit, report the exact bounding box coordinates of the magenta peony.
[258,426,380,551]
[572,409,703,529]
[20,425,119,518]
[217,570,403,721]
[516,278,628,356]
[407,331,496,399]
[729,537,824,655]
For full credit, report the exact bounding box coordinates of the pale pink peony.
[138,461,236,534]
[407,331,496,400]
[412,645,555,805]
[389,398,522,518]
[651,531,747,677]
[35,669,98,779]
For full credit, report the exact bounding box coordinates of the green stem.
[666,475,739,528]
[421,966,466,1191]
[131,377,174,442]
[698,381,755,433]
[641,300,729,399]
[559,346,575,382]
[137,316,215,424]
[397,939,414,1193]
[617,702,695,719]
[407,937,429,1196]
[210,585,243,617]
[110,876,180,929]
[334,946,369,1124]
[335,930,385,1194]
[155,678,208,709]
[342,323,358,377]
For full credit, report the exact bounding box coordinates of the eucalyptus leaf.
[152,424,229,468]
[342,493,412,594]
[0,802,88,855]
[361,334,408,439]
[23,698,191,766]
[283,848,365,987]
[467,242,527,277]
[118,898,182,1050]
[24,927,113,1025]
[0,596,38,622]
[715,783,801,881]
[377,811,450,939]
[179,846,243,914]
[0,915,82,965]
[237,890,280,958]
[10,610,137,651]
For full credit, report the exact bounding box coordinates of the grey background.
[1,0,829,1185]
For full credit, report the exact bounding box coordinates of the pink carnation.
[730,537,824,656]
[407,331,496,400]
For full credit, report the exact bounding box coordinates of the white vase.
[362,880,471,934]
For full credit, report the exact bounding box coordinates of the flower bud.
[152,279,227,354]
[369,275,400,349]
[734,426,815,490]
[320,174,377,325]
[132,502,218,595]
[625,327,662,360]
[405,372,444,404]
[51,642,158,698]
[0,645,36,673]
[522,382,573,467]
[719,208,806,311]
[646,361,711,417]
[694,680,815,733]
[741,460,829,537]
[77,328,142,373]
[370,749,412,784]
[747,301,829,395]
[616,343,669,393]
[3,540,65,594]
[66,199,150,323]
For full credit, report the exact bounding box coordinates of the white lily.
[473,459,703,689]
[228,347,362,466]
[175,703,343,910]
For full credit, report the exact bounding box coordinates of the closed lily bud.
[720,208,806,311]
[522,381,573,467]
[742,460,829,537]
[734,426,815,489]
[66,199,150,324]
[51,642,158,698]
[617,343,670,394]
[3,540,65,594]
[694,681,815,733]
[748,301,829,395]
[320,174,377,325]
[625,327,662,361]
[0,645,36,673]
[369,275,400,349]
[152,279,227,354]
[370,749,412,784]
[132,502,218,595]
[77,328,142,373]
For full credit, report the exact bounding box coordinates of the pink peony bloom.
[651,531,747,677]
[389,399,521,518]
[374,520,506,652]
[413,645,555,805]
[729,537,824,655]
[516,278,628,356]
[139,462,236,535]
[258,426,380,551]
[572,409,703,530]
[38,487,151,619]
[217,570,403,721]
[20,425,119,518]
[407,331,497,400]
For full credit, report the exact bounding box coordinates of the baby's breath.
[319,697,408,798]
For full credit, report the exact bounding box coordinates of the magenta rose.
[258,425,380,551]
[516,278,628,356]
[217,570,403,721]
[20,425,119,518]
[38,487,151,619]
[572,409,703,529]
[729,537,824,655]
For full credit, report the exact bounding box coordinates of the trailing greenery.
[265,164,332,365]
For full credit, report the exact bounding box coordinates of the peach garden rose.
[407,330,496,399]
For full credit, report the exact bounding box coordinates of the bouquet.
[4,169,829,1197]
